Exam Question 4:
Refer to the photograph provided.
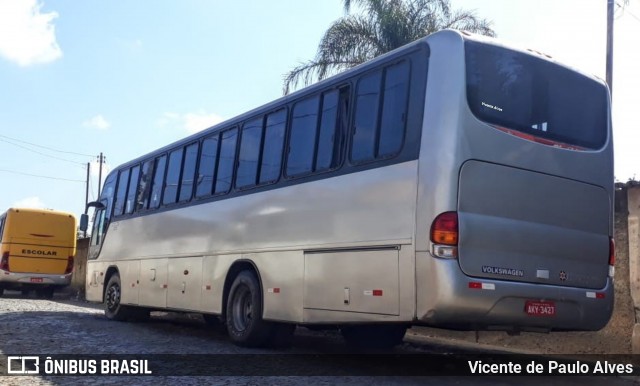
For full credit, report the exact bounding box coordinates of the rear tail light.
[0,252,9,271]
[430,211,458,258]
[65,256,74,275]
[609,237,615,278]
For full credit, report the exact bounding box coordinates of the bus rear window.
[465,40,608,150]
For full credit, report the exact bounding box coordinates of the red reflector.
[0,252,9,271]
[430,212,458,246]
[273,288,280,294]
[372,289,383,296]
[64,256,74,274]
[596,293,605,299]
[609,237,615,266]
[492,125,586,151]
[468,282,482,289]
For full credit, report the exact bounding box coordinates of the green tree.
[284,0,495,94]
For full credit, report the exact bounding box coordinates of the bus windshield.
[465,40,608,150]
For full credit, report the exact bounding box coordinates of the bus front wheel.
[225,271,271,347]
[104,273,131,321]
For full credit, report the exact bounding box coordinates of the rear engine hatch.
[8,237,70,274]
[458,160,610,289]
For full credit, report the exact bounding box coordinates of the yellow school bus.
[0,208,77,298]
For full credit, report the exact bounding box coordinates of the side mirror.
[80,201,105,233]
[86,201,105,210]
[79,213,89,232]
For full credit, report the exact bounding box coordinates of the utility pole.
[606,0,614,97]
[84,162,90,238]
[85,162,90,212]
[97,152,105,198]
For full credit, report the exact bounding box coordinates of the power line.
[0,134,94,157]
[624,7,640,22]
[0,168,85,183]
[0,138,86,167]
[616,0,640,22]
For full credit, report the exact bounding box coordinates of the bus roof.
[3,207,75,218]
[106,29,607,175]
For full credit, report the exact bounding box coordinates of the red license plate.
[30,277,43,283]
[525,300,556,316]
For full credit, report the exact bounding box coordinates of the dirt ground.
[409,213,635,354]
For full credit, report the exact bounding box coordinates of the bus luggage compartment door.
[303,248,399,316]
[457,160,610,289]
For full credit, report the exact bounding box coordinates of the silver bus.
[82,29,614,349]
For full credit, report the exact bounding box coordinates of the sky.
[0,0,638,219]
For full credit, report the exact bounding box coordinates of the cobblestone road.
[0,292,637,386]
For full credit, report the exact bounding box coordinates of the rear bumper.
[0,269,72,289]
[416,253,614,332]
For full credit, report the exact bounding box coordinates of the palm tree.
[283,0,495,94]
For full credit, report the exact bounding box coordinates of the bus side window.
[90,208,104,247]
[113,168,131,217]
[215,128,238,194]
[259,109,286,184]
[0,217,4,242]
[163,148,184,205]
[136,160,154,211]
[125,165,140,214]
[179,142,199,202]
[100,172,117,222]
[351,71,382,162]
[149,155,167,209]
[196,134,219,198]
[350,60,410,163]
[88,203,107,260]
[378,61,410,157]
[237,118,263,189]
[316,88,345,171]
[287,96,320,177]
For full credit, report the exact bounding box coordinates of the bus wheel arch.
[102,266,119,303]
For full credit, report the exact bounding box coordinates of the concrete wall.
[70,237,89,296]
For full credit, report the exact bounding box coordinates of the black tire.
[341,325,408,349]
[225,271,272,347]
[35,288,54,299]
[104,273,132,321]
[0,287,4,297]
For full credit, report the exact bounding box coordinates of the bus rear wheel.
[226,271,272,347]
[341,325,408,349]
[104,273,132,321]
